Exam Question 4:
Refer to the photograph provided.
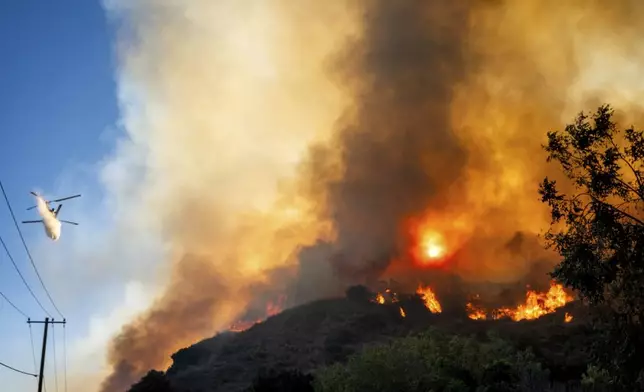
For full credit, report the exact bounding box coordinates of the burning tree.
[540,105,644,387]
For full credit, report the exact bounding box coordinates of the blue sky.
[0,1,119,390]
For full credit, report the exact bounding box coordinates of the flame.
[265,295,286,317]
[466,302,487,320]
[416,230,448,266]
[228,296,286,332]
[492,282,573,321]
[372,288,400,305]
[565,312,573,323]
[386,288,400,303]
[422,232,446,260]
[405,212,473,268]
[416,285,442,313]
[228,320,258,332]
[399,307,406,318]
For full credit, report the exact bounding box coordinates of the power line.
[0,235,50,317]
[0,359,38,378]
[0,244,30,319]
[29,324,38,373]
[63,324,68,392]
[52,324,59,392]
[30,318,65,392]
[0,181,64,319]
[0,290,28,318]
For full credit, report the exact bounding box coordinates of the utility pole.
[28,317,66,392]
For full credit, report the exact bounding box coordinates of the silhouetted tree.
[540,105,644,388]
[345,284,373,303]
[127,370,174,392]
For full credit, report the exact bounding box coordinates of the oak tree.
[540,105,644,387]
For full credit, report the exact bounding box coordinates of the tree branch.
[608,137,644,198]
[588,194,644,227]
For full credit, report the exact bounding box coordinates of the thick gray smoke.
[292,0,473,301]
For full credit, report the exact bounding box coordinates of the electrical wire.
[52,324,59,392]
[29,324,38,374]
[0,360,37,378]
[0,290,28,318]
[63,324,68,392]
[0,180,64,319]
[0,235,50,317]
[0,246,30,319]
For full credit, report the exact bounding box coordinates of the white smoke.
[37,1,359,391]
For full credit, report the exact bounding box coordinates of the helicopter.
[21,191,81,241]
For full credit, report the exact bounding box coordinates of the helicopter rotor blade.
[59,220,79,225]
[26,205,38,211]
[51,194,81,203]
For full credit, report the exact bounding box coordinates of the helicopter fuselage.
[35,196,61,241]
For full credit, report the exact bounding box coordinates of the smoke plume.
[99,1,356,390]
[98,0,644,390]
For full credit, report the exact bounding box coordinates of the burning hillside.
[140,292,589,392]
[226,279,575,334]
[367,281,573,323]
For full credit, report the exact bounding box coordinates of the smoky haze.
[97,0,644,391]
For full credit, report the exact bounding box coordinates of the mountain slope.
[129,296,593,392]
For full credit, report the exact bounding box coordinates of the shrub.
[345,285,373,303]
[313,328,549,392]
[580,365,612,392]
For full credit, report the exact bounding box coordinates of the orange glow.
[492,282,573,321]
[466,302,487,320]
[399,306,406,318]
[565,312,573,323]
[416,230,448,266]
[405,213,470,268]
[228,296,286,332]
[416,285,442,313]
[372,288,400,305]
[423,236,445,259]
